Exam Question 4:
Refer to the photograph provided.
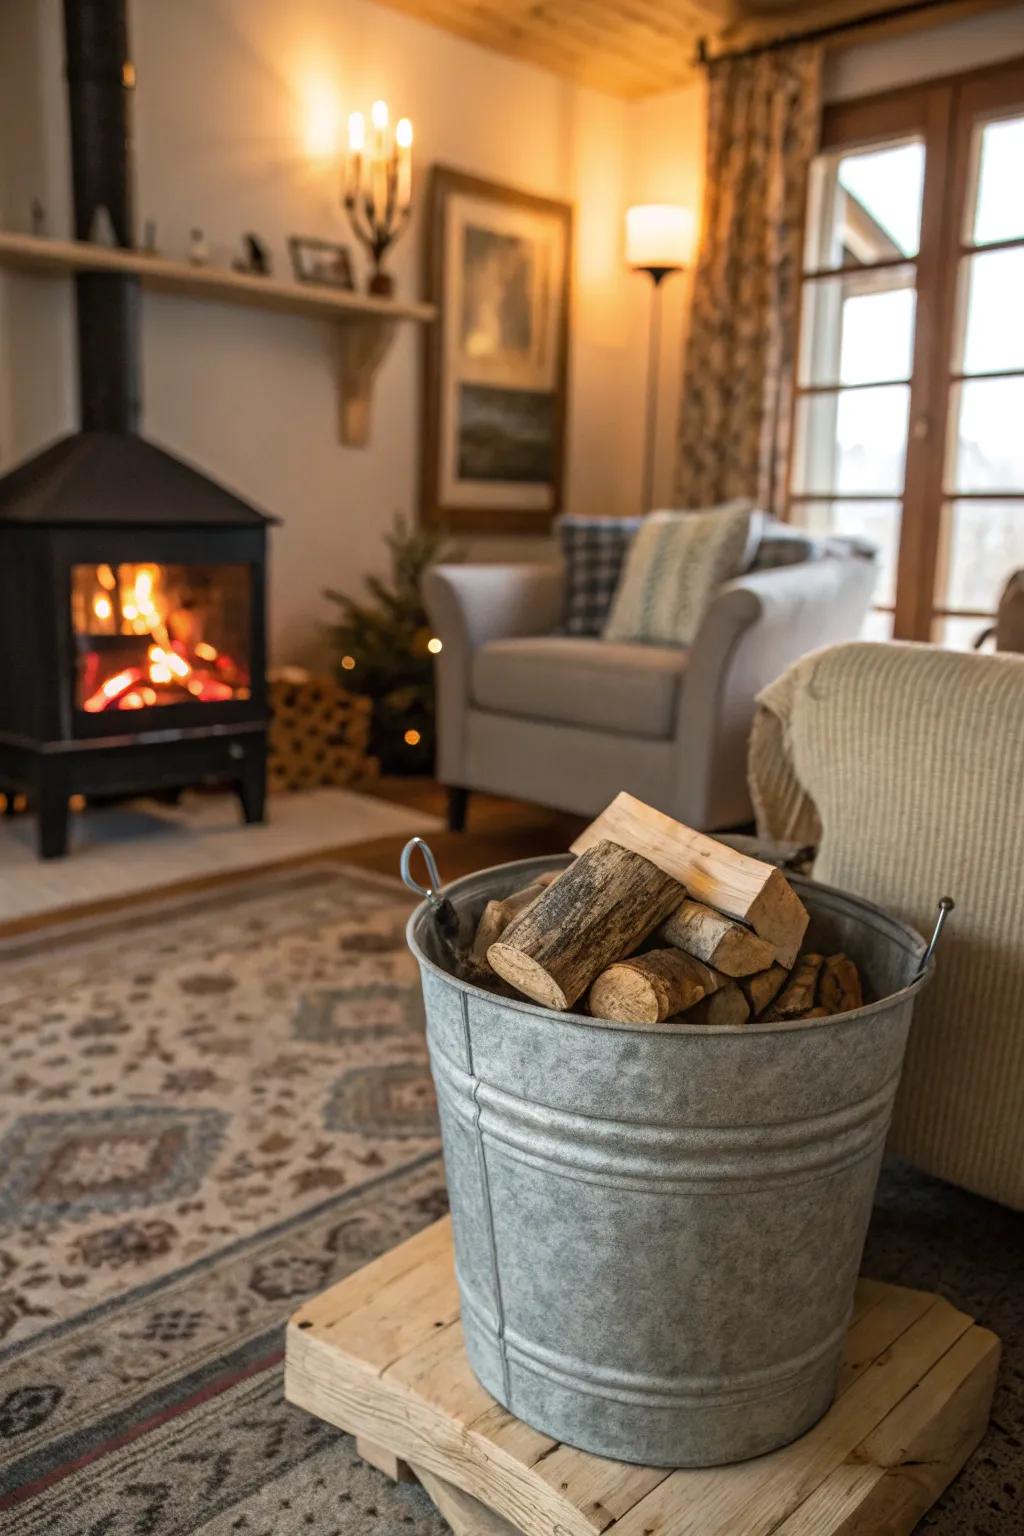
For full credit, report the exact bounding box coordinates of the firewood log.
[660,898,777,976]
[487,840,684,1011]
[740,963,790,1017]
[763,954,824,1021]
[589,948,721,1025]
[571,792,809,966]
[683,981,751,1028]
[819,953,863,1015]
[471,875,558,960]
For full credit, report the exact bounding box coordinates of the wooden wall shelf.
[0,231,436,446]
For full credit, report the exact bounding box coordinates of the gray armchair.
[423,541,876,832]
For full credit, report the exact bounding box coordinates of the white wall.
[0,0,649,664]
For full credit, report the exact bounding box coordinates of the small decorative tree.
[324,516,457,774]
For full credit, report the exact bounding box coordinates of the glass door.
[792,129,925,639]
[792,60,1024,646]
[932,84,1024,646]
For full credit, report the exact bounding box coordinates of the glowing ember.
[75,562,251,714]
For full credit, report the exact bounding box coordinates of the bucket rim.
[406,852,933,1036]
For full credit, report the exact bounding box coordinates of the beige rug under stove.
[0,786,440,924]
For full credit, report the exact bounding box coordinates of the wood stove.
[0,0,276,858]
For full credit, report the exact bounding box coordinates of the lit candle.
[395,117,413,211]
[346,111,364,203]
[371,99,389,219]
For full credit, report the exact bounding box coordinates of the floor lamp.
[626,204,695,515]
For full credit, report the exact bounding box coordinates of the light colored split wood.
[571,793,808,966]
[488,839,684,1010]
[660,897,777,976]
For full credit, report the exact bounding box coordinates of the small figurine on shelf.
[344,101,413,296]
[188,227,210,266]
[30,198,46,238]
[141,218,159,255]
[89,204,118,247]
[233,233,271,276]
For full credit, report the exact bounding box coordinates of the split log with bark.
[487,840,684,1011]
[589,949,724,1025]
[660,899,777,976]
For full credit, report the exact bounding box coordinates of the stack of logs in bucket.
[469,792,864,1026]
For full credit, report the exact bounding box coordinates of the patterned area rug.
[0,862,449,1532]
[0,861,1021,1534]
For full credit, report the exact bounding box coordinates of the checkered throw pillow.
[556,515,641,636]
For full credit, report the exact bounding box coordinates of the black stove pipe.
[63,0,140,433]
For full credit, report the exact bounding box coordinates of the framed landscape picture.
[421,166,573,533]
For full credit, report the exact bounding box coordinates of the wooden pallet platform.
[285,1217,999,1536]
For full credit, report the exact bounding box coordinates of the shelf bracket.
[339,316,399,447]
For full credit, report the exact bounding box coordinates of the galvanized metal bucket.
[407,853,932,1468]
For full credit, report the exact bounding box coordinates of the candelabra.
[344,101,413,297]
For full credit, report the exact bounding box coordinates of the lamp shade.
[625,204,695,272]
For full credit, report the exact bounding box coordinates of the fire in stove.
[72,562,252,713]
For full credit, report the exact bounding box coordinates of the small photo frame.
[288,236,355,290]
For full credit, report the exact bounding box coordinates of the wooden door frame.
[799,54,1024,641]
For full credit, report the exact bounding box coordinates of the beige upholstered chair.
[750,640,1024,1210]
[424,544,876,834]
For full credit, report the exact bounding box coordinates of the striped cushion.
[603,502,757,647]
[555,515,641,636]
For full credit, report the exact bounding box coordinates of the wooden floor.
[353,779,585,883]
[0,780,582,939]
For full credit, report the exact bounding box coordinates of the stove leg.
[236,743,267,825]
[37,776,70,859]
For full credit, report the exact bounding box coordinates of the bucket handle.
[401,836,444,907]
[916,896,955,980]
[401,837,461,957]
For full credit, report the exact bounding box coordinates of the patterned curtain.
[676,44,822,514]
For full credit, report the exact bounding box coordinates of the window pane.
[792,499,899,606]
[934,615,989,650]
[862,609,894,642]
[960,247,1024,375]
[805,140,924,271]
[949,377,1024,493]
[791,385,910,496]
[941,499,1024,612]
[972,115,1024,247]
[799,272,916,386]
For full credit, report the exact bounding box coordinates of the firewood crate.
[284,1217,999,1536]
